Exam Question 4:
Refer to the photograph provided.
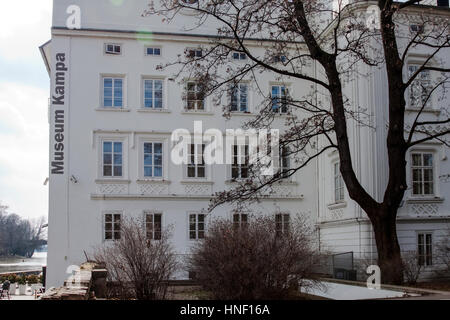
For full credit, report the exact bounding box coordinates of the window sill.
[327,201,347,210]
[137,179,171,184]
[137,109,171,114]
[274,180,297,186]
[95,179,131,184]
[181,180,214,185]
[95,107,130,112]
[229,111,254,116]
[225,179,251,184]
[406,196,444,204]
[181,111,215,116]
[405,108,441,115]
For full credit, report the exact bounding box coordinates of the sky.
[0,1,53,219]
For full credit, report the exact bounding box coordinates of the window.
[273,55,287,63]
[181,0,198,4]
[189,213,205,240]
[411,152,434,196]
[233,213,248,229]
[187,144,206,178]
[187,48,203,58]
[105,43,121,55]
[104,213,121,241]
[232,52,247,61]
[271,85,288,113]
[275,213,290,237]
[231,83,248,112]
[186,82,205,111]
[334,162,344,202]
[418,232,433,266]
[103,141,123,177]
[145,212,162,240]
[143,142,163,178]
[280,146,290,179]
[408,64,432,109]
[232,145,249,179]
[146,47,161,56]
[144,79,163,109]
[410,24,424,34]
[103,77,123,108]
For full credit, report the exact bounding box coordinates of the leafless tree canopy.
[188,214,322,300]
[402,250,424,285]
[145,0,450,284]
[94,217,178,300]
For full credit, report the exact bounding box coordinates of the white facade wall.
[43,0,450,286]
[44,0,318,287]
[317,3,450,279]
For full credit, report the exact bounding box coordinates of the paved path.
[302,281,419,300]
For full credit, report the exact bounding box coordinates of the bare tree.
[188,214,322,300]
[93,217,178,300]
[145,0,450,284]
[0,209,47,257]
[402,251,424,285]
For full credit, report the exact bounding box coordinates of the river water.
[0,252,47,274]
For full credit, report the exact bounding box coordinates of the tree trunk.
[371,209,404,285]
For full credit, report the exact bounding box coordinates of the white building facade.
[41,0,450,287]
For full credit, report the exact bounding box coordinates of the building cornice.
[90,194,303,201]
[51,27,306,47]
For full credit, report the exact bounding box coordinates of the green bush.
[8,274,18,283]
[17,275,26,285]
[27,274,39,284]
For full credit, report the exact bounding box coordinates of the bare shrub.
[188,214,321,300]
[402,251,423,285]
[93,217,178,300]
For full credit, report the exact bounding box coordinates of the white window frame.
[231,51,247,61]
[270,84,289,114]
[417,231,433,267]
[275,213,290,236]
[97,136,128,180]
[411,151,435,197]
[334,162,345,202]
[137,138,167,180]
[273,55,288,64]
[145,46,162,57]
[407,62,434,110]
[230,83,249,112]
[232,212,248,229]
[103,211,122,241]
[101,75,126,109]
[231,144,249,180]
[188,212,206,240]
[143,78,164,109]
[104,43,122,55]
[185,81,206,111]
[144,211,163,240]
[186,144,206,179]
[101,140,124,178]
[186,48,203,59]
[279,146,291,180]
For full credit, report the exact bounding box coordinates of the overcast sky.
[0,1,52,219]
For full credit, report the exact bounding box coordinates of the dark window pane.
[103,166,112,177]
[114,166,122,177]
